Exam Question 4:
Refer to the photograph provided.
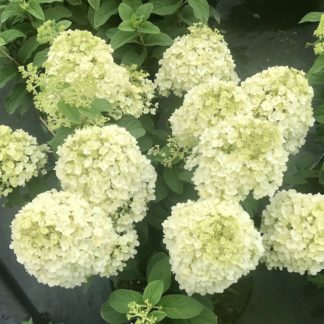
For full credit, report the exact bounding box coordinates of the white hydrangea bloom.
[10,190,138,288]
[56,125,156,229]
[155,24,238,96]
[169,80,252,148]
[0,125,48,197]
[163,199,264,295]
[261,190,324,275]
[241,66,314,154]
[20,30,156,131]
[186,117,289,201]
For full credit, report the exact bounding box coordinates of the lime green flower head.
[186,117,288,201]
[241,66,314,154]
[20,30,156,131]
[261,189,324,275]
[10,190,139,287]
[170,79,252,148]
[155,24,239,97]
[0,125,48,197]
[163,199,264,295]
[56,125,156,230]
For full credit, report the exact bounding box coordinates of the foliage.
[101,253,217,323]
[0,0,218,117]
[3,3,324,324]
[297,11,324,290]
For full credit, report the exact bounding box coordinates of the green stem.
[0,48,20,66]
[138,32,148,58]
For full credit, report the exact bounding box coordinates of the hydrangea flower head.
[20,30,156,131]
[261,190,324,275]
[170,79,252,148]
[241,66,314,154]
[163,199,264,295]
[0,125,48,197]
[10,190,138,288]
[56,125,156,229]
[155,24,238,96]
[186,117,289,200]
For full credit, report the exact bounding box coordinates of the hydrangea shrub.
[1,3,324,322]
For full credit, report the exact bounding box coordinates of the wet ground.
[1,0,324,323]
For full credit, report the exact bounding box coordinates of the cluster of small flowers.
[261,190,324,275]
[155,24,239,96]
[10,190,138,288]
[36,20,68,45]
[185,117,289,200]
[56,125,157,231]
[163,199,264,295]
[314,15,324,55]
[20,30,156,131]
[148,137,190,168]
[170,80,252,148]
[0,125,48,197]
[127,301,160,324]
[241,66,314,154]
[162,25,315,295]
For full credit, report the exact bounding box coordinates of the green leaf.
[110,30,137,49]
[33,48,49,67]
[159,295,204,319]
[187,0,209,23]
[47,127,75,152]
[0,63,17,88]
[154,175,169,202]
[148,254,172,292]
[163,167,183,194]
[150,310,167,321]
[39,0,63,3]
[135,3,153,20]
[121,46,146,66]
[5,83,32,115]
[1,3,23,24]
[0,29,25,44]
[66,0,81,5]
[138,21,160,34]
[138,135,154,152]
[314,104,324,124]
[108,289,143,314]
[144,32,173,46]
[115,116,145,138]
[177,170,193,183]
[91,98,114,113]
[118,3,133,20]
[93,0,118,29]
[44,6,72,20]
[26,1,45,20]
[18,36,39,62]
[123,0,142,10]
[307,55,324,86]
[56,19,72,30]
[143,280,164,305]
[147,252,169,276]
[210,5,220,24]
[57,101,81,123]
[101,301,128,323]
[308,274,324,288]
[172,307,218,324]
[299,12,323,23]
[118,20,136,32]
[150,0,182,16]
[88,0,100,10]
